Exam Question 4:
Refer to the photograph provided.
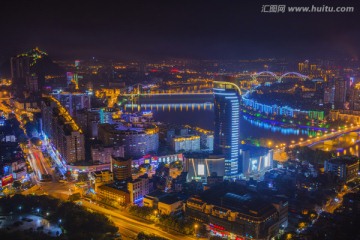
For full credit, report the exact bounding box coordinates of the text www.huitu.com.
[261,5,354,13]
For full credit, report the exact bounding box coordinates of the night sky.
[1,0,360,60]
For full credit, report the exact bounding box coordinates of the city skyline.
[0,1,359,240]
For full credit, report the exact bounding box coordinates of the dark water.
[151,107,308,142]
[138,95,360,154]
[153,108,214,129]
[136,94,308,142]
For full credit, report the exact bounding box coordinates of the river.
[130,94,360,155]
[142,105,308,143]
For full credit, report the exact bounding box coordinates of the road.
[21,143,197,240]
[80,200,195,240]
[2,98,196,239]
[27,146,51,181]
[42,133,67,175]
[323,181,360,214]
[23,184,196,240]
[0,100,33,135]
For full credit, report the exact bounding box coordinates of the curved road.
[81,200,195,240]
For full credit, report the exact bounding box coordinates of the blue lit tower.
[213,78,241,178]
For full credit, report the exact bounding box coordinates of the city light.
[0,3,359,240]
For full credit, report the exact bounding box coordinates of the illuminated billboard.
[1,174,14,187]
[198,164,205,175]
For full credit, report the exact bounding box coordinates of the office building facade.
[91,145,125,164]
[334,77,347,109]
[185,194,284,240]
[51,91,91,117]
[171,135,201,153]
[98,123,159,158]
[213,80,241,177]
[324,157,359,182]
[111,156,132,181]
[184,154,225,182]
[127,177,151,205]
[41,97,85,163]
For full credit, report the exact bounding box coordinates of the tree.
[77,172,88,182]
[12,180,22,189]
[137,232,168,240]
[68,193,81,201]
[0,194,118,240]
[65,171,72,180]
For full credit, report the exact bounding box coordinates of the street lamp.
[194,223,198,237]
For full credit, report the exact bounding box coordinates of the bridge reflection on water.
[124,102,311,142]
[124,103,320,137]
[124,103,213,112]
[125,102,360,157]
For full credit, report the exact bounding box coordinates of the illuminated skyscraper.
[349,83,360,110]
[298,62,304,72]
[213,79,241,178]
[10,56,30,94]
[10,48,47,94]
[51,91,91,117]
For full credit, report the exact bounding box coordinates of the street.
[80,200,195,240]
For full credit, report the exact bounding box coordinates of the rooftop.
[145,190,168,199]
[326,157,359,166]
[100,183,129,194]
[239,144,271,158]
[99,123,158,135]
[159,195,182,205]
[112,156,132,162]
[93,170,112,175]
[221,192,277,218]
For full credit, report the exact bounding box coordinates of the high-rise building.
[25,73,39,93]
[213,79,241,178]
[75,60,80,68]
[10,56,31,94]
[51,91,91,117]
[324,157,359,183]
[41,97,85,163]
[171,135,201,153]
[111,156,132,181]
[98,123,159,158]
[323,85,335,104]
[298,62,304,72]
[298,60,309,74]
[303,60,309,74]
[334,77,347,109]
[193,127,214,152]
[127,177,151,205]
[91,145,125,164]
[349,83,360,111]
[10,48,47,94]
